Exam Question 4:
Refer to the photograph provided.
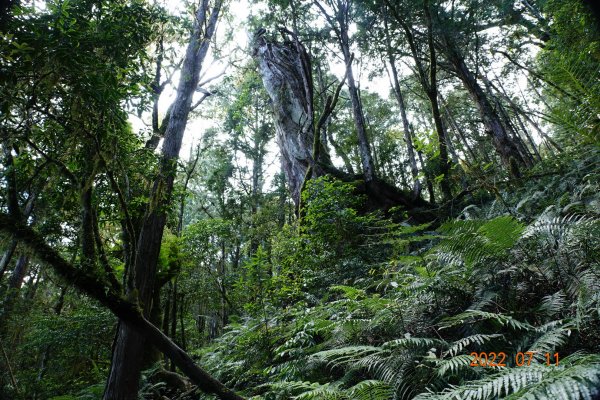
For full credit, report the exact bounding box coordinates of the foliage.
[1,0,599,398]
[196,166,600,399]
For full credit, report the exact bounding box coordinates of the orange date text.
[469,352,559,367]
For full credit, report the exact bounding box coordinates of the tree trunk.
[104,1,222,398]
[34,286,68,398]
[253,35,329,205]
[423,0,452,201]
[0,154,36,282]
[0,255,30,331]
[387,0,451,200]
[334,2,376,182]
[254,33,433,221]
[0,239,18,282]
[439,32,527,176]
[0,213,245,400]
[383,16,420,198]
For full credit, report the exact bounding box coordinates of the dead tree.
[253,32,432,221]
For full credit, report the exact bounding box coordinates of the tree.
[103,0,223,397]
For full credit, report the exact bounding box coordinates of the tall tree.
[103,0,223,398]
[313,0,376,182]
[382,0,453,200]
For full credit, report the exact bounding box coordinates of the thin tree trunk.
[423,0,452,200]
[0,239,18,282]
[0,255,30,321]
[383,16,420,197]
[335,2,375,182]
[169,281,178,371]
[179,293,186,350]
[439,94,479,163]
[34,286,68,396]
[385,0,451,199]
[327,129,355,174]
[418,150,436,204]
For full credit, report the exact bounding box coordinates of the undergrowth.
[196,150,600,400]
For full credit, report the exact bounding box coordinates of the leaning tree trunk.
[440,34,529,177]
[0,213,244,400]
[103,1,222,398]
[253,33,432,220]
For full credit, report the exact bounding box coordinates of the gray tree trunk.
[383,16,421,198]
[334,2,375,182]
[253,36,331,205]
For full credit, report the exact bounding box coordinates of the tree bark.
[253,34,330,205]
[0,239,18,282]
[104,1,222,398]
[329,0,376,182]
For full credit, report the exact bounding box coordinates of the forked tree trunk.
[439,32,528,176]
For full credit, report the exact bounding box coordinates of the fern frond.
[347,380,394,400]
[504,353,600,400]
[415,366,545,400]
[311,345,380,369]
[435,354,476,377]
[416,354,600,400]
[445,334,504,357]
[536,292,567,318]
[521,214,590,244]
[440,310,533,331]
[294,383,346,400]
[527,322,573,359]
[434,217,524,268]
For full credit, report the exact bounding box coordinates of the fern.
[311,345,381,369]
[504,354,600,400]
[290,380,393,400]
[527,322,573,360]
[435,354,478,378]
[346,380,394,399]
[445,334,504,357]
[435,217,524,268]
[416,353,600,400]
